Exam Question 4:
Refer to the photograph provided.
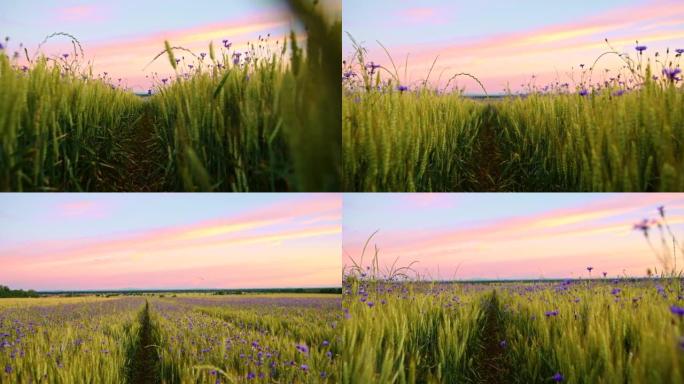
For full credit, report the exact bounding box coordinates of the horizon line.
[21,286,342,294]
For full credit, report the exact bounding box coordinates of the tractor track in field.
[103,107,166,191]
[472,105,504,191]
[128,302,160,384]
[476,292,508,384]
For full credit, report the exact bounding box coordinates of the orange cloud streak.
[359,1,684,91]
[2,195,341,265]
[343,194,684,278]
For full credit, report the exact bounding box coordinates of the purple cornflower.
[613,89,626,97]
[635,45,647,53]
[579,89,589,96]
[366,61,381,75]
[675,48,684,55]
[296,344,309,354]
[367,301,375,308]
[343,70,354,79]
[662,67,682,81]
[147,89,152,96]
[587,266,593,272]
[0,43,4,50]
[233,52,241,65]
[611,288,621,296]
[188,64,194,69]
[658,206,665,218]
[322,340,329,347]
[545,310,559,317]
[397,85,408,92]
[499,340,507,349]
[4,363,11,374]
[579,64,585,69]
[300,364,309,372]
[602,272,607,277]
[671,305,684,317]
[200,52,206,59]
[21,65,28,72]
[552,372,564,382]
[633,219,651,237]
[161,78,168,84]
[62,53,69,59]
[246,372,256,380]
[223,40,232,49]
[175,58,180,64]
[320,371,327,378]
[326,351,333,358]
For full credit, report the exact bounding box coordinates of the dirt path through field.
[473,105,504,191]
[129,302,160,384]
[476,291,508,384]
[103,106,166,191]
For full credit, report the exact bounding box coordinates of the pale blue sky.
[2,0,285,46]
[343,0,651,51]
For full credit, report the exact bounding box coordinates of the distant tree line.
[0,285,39,298]
[213,287,341,295]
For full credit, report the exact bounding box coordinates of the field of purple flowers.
[342,206,684,383]
[0,297,144,383]
[1,294,340,383]
[150,295,340,383]
[342,276,684,384]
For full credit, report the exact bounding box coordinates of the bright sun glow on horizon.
[343,0,684,94]
[0,193,342,291]
[343,193,684,280]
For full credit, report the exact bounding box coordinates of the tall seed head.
[165,40,177,70]
[209,41,215,62]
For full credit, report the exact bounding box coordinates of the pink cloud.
[394,5,457,26]
[398,7,440,23]
[398,193,458,208]
[56,4,107,23]
[56,200,110,219]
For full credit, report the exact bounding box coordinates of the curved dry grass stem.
[423,54,440,88]
[144,45,198,70]
[35,32,85,59]
[345,230,419,281]
[443,72,488,96]
[377,40,400,82]
[193,365,235,382]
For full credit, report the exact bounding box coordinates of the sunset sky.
[2,0,339,92]
[343,194,684,280]
[343,0,684,94]
[0,194,341,291]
